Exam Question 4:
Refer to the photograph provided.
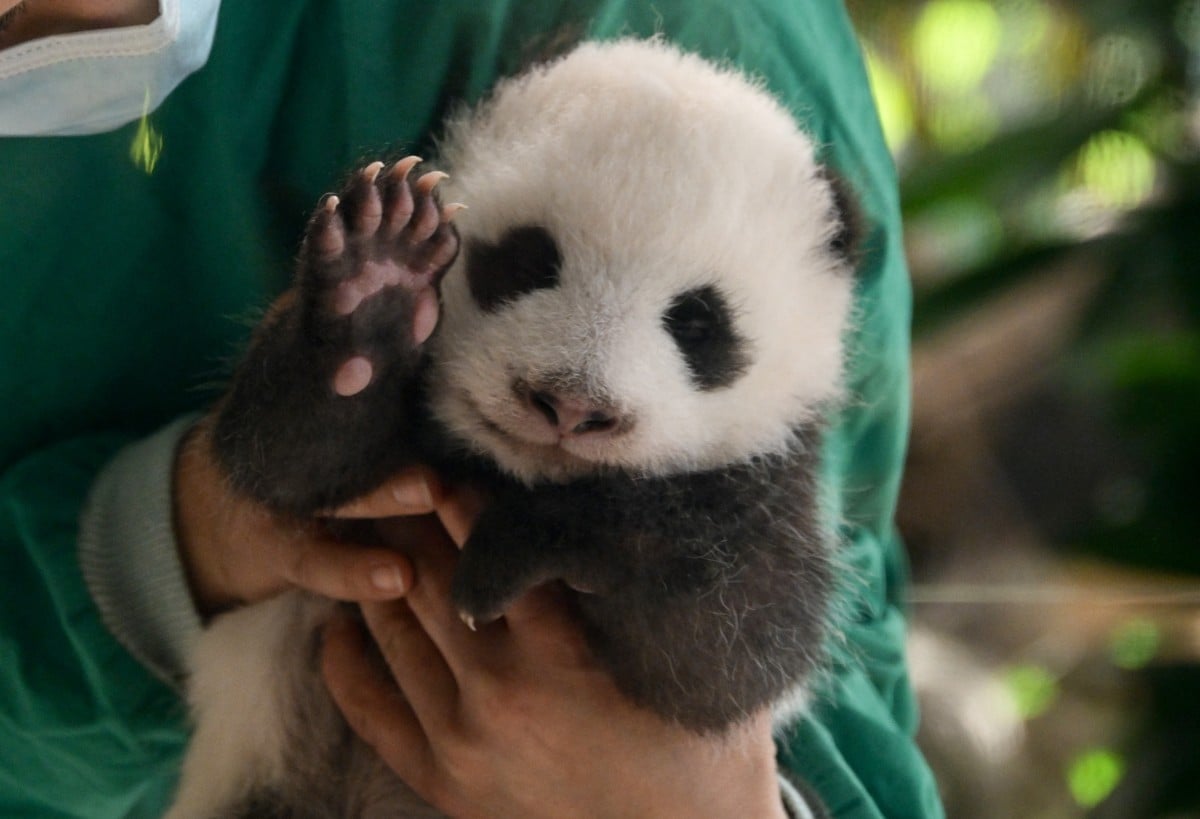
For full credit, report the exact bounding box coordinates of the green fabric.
[0,1,941,816]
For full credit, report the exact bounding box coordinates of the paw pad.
[300,157,463,396]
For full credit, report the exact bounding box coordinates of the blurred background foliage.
[845,1,1200,817]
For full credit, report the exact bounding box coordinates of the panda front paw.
[450,510,566,630]
[299,157,463,397]
[450,552,519,631]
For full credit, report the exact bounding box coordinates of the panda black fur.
[168,39,857,818]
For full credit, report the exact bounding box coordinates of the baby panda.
[167,38,857,818]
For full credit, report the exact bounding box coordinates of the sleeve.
[78,415,204,688]
[0,437,189,818]
[0,2,325,816]
[781,771,830,819]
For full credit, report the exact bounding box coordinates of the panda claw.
[323,194,340,213]
[390,155,423,179]
[416,171,449,196]
[459,611,477,632]
[362,161,385,182]
[442,202,468,222]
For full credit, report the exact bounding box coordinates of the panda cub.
[169,38,856,818]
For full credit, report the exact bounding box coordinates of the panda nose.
[527,389,620,437]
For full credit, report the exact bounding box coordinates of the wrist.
[173,420,246,617]
[78,415,205,684]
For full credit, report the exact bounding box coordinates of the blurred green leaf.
[1004,663,1060,719]
[1110,617,1163,669]
[911,236,1102,334]
[900,102,1122,212]
[1068,747,1126,807]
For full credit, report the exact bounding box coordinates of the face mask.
[0,0,221,136]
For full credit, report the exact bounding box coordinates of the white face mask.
[0,0,221,136]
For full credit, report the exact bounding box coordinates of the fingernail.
[392,475,434,509]
[371,565,406,594]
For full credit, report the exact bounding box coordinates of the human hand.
[173,418,435,617]
[321,490,789,819]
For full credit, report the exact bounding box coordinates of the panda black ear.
[822,169,864,272]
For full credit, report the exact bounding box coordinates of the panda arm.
[450,440,832,732]
[210,159,460,516]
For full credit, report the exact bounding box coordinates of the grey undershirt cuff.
[79,414,202,689]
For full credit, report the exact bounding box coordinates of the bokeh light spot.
[1003,663,1059,720]
[865,49,915,155]
[1109,617,1162,669]
[913,0,1002,96]
[1086,33,1159,107]
[1175,0,1200,52]
[1073,130,1156,209]
[1067,748,1125,807]
[926,94,999,152]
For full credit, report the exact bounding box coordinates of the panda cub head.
[427,39,856,485]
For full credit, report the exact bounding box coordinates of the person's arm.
[0,1,390,814]
[78,416,206,687]
[0,433,187,817]
[79,413,430,686]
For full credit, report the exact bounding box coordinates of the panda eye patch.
[466,225,561,312]
[662,285,749,390]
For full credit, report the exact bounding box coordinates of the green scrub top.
[0,1,942,816]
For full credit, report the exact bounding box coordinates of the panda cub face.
[426,40,855,484]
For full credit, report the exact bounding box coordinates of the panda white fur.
[167,38,856,818]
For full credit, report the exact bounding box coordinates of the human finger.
[502,583,597,669]
[320,609,438,796]
[432,484,488,548]
[375,516,491,672]
[359,599,459,733]
[276,527,413,601]
[502,582,571,630]
[328,466,441,519]
[176,417,414,608]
